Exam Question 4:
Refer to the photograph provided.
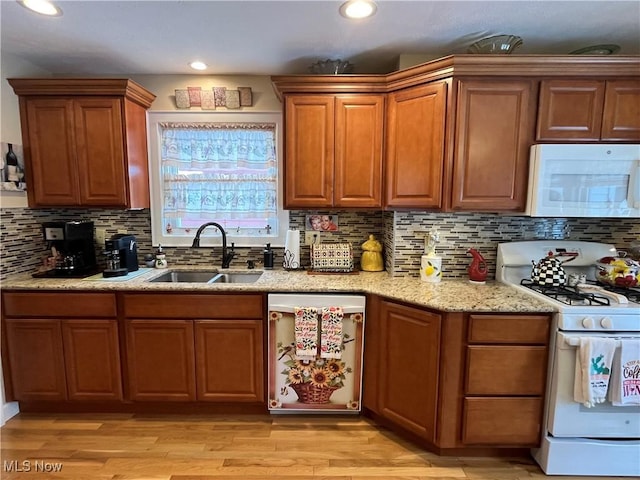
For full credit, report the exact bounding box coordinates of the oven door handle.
[564,336,629,347]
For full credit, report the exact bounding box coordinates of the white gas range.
[497,240,640,477]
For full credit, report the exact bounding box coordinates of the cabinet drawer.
[468,314,549,344]
[123,293,264,319]
[466,346,547,395]
[2,292,117,318]
[462,397,542,446]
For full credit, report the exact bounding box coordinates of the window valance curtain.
[160,122,277,220]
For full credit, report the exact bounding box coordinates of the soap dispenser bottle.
[263,243,275,269]
[420,229,442,283]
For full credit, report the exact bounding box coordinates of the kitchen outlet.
[304,231,321,246]
[95,228,107,245]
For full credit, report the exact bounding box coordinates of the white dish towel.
[573,337,617,408]
[608,339,640,406]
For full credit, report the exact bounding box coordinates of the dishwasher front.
[267,293,366,413]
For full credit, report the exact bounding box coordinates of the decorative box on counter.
[310,243,354,273]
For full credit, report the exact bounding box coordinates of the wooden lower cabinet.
[195,320,264,402]
[62,320,122,401]
[364,303,550,451]
[122,293,265,404]
[462,397,543,445]
[2,292,121,402]
[377,300,441,441]
[460,314,550,447]
[125,320,196,402]
[4,319,67,401]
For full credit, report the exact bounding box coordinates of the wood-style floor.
[0,413,624,479]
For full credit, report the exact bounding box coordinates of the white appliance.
[526,144,640,217]
[267,293,365,413]
[497,240,640,476]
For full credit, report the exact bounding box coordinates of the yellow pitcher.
[361,235,384,272]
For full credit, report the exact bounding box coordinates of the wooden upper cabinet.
[537,79,640,141]
[335,95,384,207]
[601,80,640,140]
[284,95,334,208]
[537,79,604,141]
[450,78,536,212]
[385,82,447,209]
[23,99,80,205]
[74,98,128,205]
[284,94,383,208]
[8,78,155,208]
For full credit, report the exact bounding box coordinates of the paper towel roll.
[283,229,301,269]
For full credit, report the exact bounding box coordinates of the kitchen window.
[148,112,288,247]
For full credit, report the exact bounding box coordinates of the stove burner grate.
[585,280,640,303]
[520,279,611,306]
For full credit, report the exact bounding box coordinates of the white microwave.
[526,144,640,218]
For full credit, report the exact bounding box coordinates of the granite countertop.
[1,266,556,313]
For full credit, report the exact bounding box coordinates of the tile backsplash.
[386,212,639,279]
[1,207,638,281]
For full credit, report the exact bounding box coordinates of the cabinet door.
[334,95,384,207]
[62,319,123,401]
[537,80,604,141]
[195,320,264,402]
[601,80,640,141]
[74,98,128,206]
[378,301,441,441]
[126,320,196,401]
[22,98,80,206]
[4,319,66,401]
[284,96,335,208]
[451,79,536,211]
[385,82,447,208]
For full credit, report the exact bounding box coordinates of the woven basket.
[291,382,338,404]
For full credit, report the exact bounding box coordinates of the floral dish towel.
[294,306,318,361]
[320,306,343,359]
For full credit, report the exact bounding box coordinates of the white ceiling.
[1,1,639,76]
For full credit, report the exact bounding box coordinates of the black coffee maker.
[103,234,139,277]
[38,220,98,277]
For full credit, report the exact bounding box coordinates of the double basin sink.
[148,270,262,284]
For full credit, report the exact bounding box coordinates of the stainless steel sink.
[148,270,220,283]
[147,270,263,284]
[210,272,263,284]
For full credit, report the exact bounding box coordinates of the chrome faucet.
[191,222,235,268]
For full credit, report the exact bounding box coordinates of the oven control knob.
[581,317,595,329]
[600,317,613,329]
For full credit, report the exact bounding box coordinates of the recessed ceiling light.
[189,61,208,71]
[18,0,62,16]
[339,0,377,19]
